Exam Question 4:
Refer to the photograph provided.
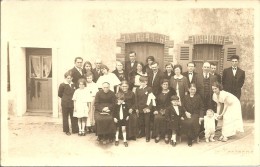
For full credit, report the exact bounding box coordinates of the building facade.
[1,2,255,119]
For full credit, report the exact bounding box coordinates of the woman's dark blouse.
[182,94,204,118]
[155,89,175,111]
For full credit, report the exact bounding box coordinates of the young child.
[58,71,77,135]
[204,109,218,142]
[72,78,89,136]
[135,76,155,142]
[113,92,129,147]
[166,95,185,147]
[85,72,99,133]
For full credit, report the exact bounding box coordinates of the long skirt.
[95,113,116,135]
[126,113,139,139]
[181,115,200,140]
[153,114,167,137]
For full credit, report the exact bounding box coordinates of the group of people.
[58,52,245,147]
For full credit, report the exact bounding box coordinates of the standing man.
[210,62,221,84]
[182,62,198,87]
[92,58,103,83]
[196,62,217,112]
[222,55,245,99]
[70,57,84,88]
[148,62,164,96]
[125,51,138,90]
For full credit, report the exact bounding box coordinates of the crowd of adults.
[58,51,245,147]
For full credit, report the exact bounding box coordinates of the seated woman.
[212,82,244,142]
[94,82,117,144]
[153,79,176,144]
[181,83,204,147]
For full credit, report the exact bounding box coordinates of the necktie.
[119,104,123,120]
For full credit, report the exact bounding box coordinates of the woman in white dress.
[96,64,121,92]
[212,82,244,142]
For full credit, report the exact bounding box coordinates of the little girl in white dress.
[73,78,90,136]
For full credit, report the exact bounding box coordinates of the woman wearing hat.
[96,64,121,92]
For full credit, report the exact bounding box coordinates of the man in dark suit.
[210,62,222,84]
[92,58,103,83]
[70,57,84,88]
[222,55,245,99]
[196,62,217,112]
[125,51,138,90]
[148,61,164,96]
[182,62,198,87]
[196,62,217,139]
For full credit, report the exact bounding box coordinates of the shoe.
[210,138,215,142]
[138,134,145,138]
[188,139,192,147]
[115,141,119,146]
[173,142,177,147]
[82,131,86,136]
[218,135,224,141]
[155,137,160,143]
[221,137,228,142]
[124,142,128,147]
[146,138,150,142]
[78,131,82,136]
[165,138,169,144]
[132,137,136,141]
[65,132,71,136]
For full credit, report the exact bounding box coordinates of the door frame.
[9,40,59,117]
[116,32,174,67]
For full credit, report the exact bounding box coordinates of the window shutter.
[177,44,193,72]
[223,45,240,69]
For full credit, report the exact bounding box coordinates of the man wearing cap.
[222,55,245,99]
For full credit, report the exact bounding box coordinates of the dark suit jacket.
[196,73,217,111]
[58,83,76,108]
[92,68,103,83]
[70,67,84,88]
[222,67,245,99]
[212,73,221,84]
[182,71,198,87]
[163,71,175,80]
[125,61,138,86]
[147,70,164,96]
[113,103,130,120]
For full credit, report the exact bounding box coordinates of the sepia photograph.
[1,0,259,166]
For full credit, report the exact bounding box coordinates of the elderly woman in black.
[181,83,204,147]
[153,79,176,143]
[94,82,117,144]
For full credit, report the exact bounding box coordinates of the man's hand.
[129,109,133,114]
[199,118,203,125]
[114,118,118,123]
[153,111,158,115]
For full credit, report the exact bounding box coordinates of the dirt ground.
[1,115,259,166]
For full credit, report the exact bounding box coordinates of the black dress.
[94,90,117,135]
[123,91,138,139]
[181,94,204,140]
[153,89,175,138]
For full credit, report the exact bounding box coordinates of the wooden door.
[125,42,164,70]
[192,44,222,74]
[26,48,52,113]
